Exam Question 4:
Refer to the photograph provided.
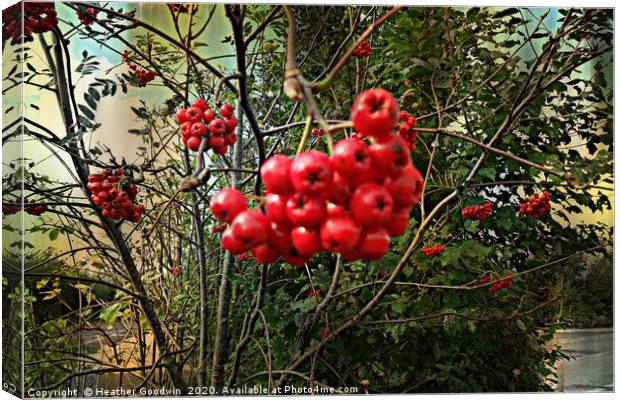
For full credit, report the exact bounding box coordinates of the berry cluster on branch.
[397,111,418,151]
[519,191,551,219]
[2,2,57,44]
[462,201,494,221]
[122,50,156,87]
[421,244,446,257]
[177,100,238,153]
[76,7,98,25]
[211,88,424,265]
[480,273,512,293]
[353,40,373,58]
[2,198,48,216]
[87,168,145,222]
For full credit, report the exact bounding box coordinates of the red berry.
[177,108,188,124]
[350,183,394,226]
[260,155,294,195]
[225,117,238,131]
[191,122,207,137]
[351,89,400,138]
[212,144,228,155]
[207,134,225,149]
[210,188,247,223]
[399,110,409,121]
[252,244,279,264]
[187,136,202,151]
[357,226,390,261]
[265,193,290,225]
[320,214,361,253]
[384,164,424,208]
[204,109,216,123]
[185,106,203,123]
[326,172,352,205]
[224,132,237,145]
[230,210,271,248]
[286,193,326,228]
[191,98,209,111]
[331,138,371,179]
[291,226,323,257]
[220,103,235,119]
[290,151,333,194]
[383,207,410,237]
[222,227,249,254]
[268,222,293,254]
[209,119,227,135]
[368,134,411,177]
[180,121,192,138]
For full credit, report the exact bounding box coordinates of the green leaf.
[478,167,496,180]
[78,104,95,120]
[99,303,122,328]
[49,228,59,241]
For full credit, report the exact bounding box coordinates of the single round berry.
[368,134,411,177]
[383,207,411,237]
[177,108,188,124]
[265,193,290,225]
[384,164,424,208]
[222,227,249,254]
[260,155,294,195]
[187,136,202,151]
[351,88,400,138]
[191,122,207,137]
[209,119,227,135]
[252,244,279,264]
[286,193,326,228]
[290,151,333,195]
[326,172,352,205]
[210,188,247,223]
[357,225,390,261]
[331,138,371,179]
[204,109,216,123]
[208,135,225,149]
[291,226,323,257]
[186,106,204,123]
[268,222,293,254]
[230,210,271,249]
[320,214,361,253]
[350,183,394,226]
[192,98,209,111]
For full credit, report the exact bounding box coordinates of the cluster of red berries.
[87,168,145,222]
[307,289,322,299]
[319,329,330,339]
[177,99,238,153]
[76,7,98,25]
[421,244,446,257]
[353,40,372,58]
[519,191,550,219]
[2,2,57,44]
[462,201,494,221]
[397,111,418,152]
[122,50,155,87]
[168,3,194,13]
[480,273,512,293]
[210,88,424,265]
[311,128,324,136]
[171,266,182,277]
[2,198,48,216]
